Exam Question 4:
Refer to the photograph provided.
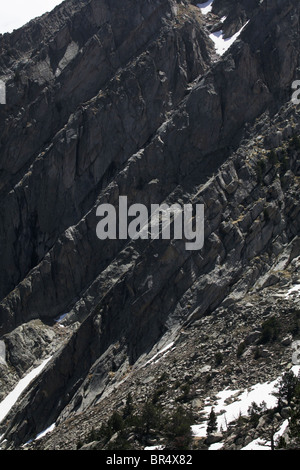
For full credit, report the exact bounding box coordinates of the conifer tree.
[207,408,218,435]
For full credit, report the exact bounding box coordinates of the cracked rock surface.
[0,0,300,450]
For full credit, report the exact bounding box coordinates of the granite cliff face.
[0,0,300,450]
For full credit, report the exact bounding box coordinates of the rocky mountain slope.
[0,0,300,450]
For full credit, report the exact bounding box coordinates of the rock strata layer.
[0,0,299,450]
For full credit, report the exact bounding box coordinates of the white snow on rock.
[22,422,56,447]
[209,21,249,56]
[0,356,52,426]
[144,342,175,367]
[197,1,214,15]
[144,445,165,450]
[192,366,300,449]
[55,312,68,325]
[291,365,300,376]
[197,1,249,56]
[241,419,289,450]
[209,442,224,450]
[35,423,56,441]
[241,437,271,450]
[285,284,300,298]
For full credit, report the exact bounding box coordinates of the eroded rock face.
[0,0,300,449]
[0,0,211,308]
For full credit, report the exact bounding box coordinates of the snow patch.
[0,356,52,426]
[144,445,165,450]
[209,21,249,56]
[144,342,175,367]
[55,312,68,325]
[23,423,56,447]
[209,442,224,450]
[285,284,300,298]
[192,379,278,438]
[241,420,289,450]
[241,437,271,450]
[291,365,300,376]
[197,1,214,15]
[192,367,299,448]
[35,423,56,441]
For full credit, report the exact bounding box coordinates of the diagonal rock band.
[0,0,300,451]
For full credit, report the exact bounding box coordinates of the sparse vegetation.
[247,401,267,427]
[253,346,262,360]
[267,149,278,164]
[215,351,223,366]
[77,389,195,450]
[176,383,192,403]
[289,309,300,338]
[207,408,218,435]
[273,370,299,408]
[274,371,300,448]
[288,135,300,150]
[256,158,266,183]
[165,406,194,450]
[123,392,134,419]
[259,316,280,344]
